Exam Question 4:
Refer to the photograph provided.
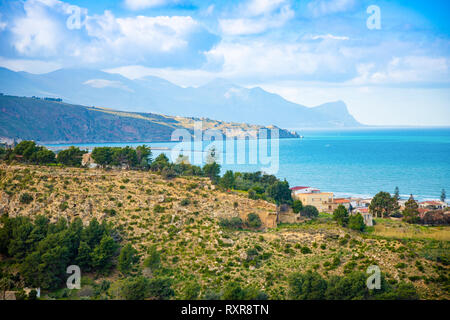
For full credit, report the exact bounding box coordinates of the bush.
[19,193,33,204]
[153,205,165,213]
[301,205,319,218]
[247,213,262,228]
[300,246,312,254]
[118,243,139,274]
[219,217,243,229]
[120,276,150,300]
[333,205,349,226]
[348,213,365,231]
[183,281,201,300]
[288,271,327,300]
[180,198,190,206]
[292,200,303,213]
[148,278,174,300]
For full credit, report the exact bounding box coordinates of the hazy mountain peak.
[0,67,363,128]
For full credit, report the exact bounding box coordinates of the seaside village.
[283,186,448,228]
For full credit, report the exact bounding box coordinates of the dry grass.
[372,219,450,241]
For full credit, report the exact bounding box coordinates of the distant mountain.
[0,95,298,144]
[0,67,362,128]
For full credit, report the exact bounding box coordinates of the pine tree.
[402,195,419,224]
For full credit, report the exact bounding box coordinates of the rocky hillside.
[0,95,298,144]
[0,164,448,300]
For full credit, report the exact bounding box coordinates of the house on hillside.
[82,153,97,168]
[419,201,447,210]
[290,186,334,213]
[333,198,351,210]
[352,207,373,226]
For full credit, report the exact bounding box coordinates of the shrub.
[148,278,174,300]
[180,198,190,206]
[292,200,303,213]
[153,205,165,213]
[247,213,262,228]
[300,246,312,254]
[348,213,365,231]
[301,205,319,218]
[19,193,33,204]
[120,276,150,300]
[333,205,349,226]
[118,244,139,274]
[183,281,201,300]
[219,217,243,229]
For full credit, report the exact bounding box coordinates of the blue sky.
[0,0,449,125]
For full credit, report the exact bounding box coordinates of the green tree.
[183,281,201,300]
[76,241,92,271]
[292,200,303,213]
[333,205,349,226]
[136,145,152,169]
[402,195,420,224]
[203,162,221,184]
[14,141,38,161]
[151,153,170,171]
[301,205,319,218]
[120,276,150,300]
[288,271,327,300]
[369,191,396,218]
[267,180,292,205]
[348,213,365,231]
[92,147,113,168]
[148,278,174,300]
[441,189,446,202]
[112,146,138,169]
[57,147,87,167]
[325,272,368,300]
[91,235,119,273]
[31,148,56,164]
[118,243,139,274]
[220,170,235,190]
[143,245,161,272]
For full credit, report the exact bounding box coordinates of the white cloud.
[0,13,7,31]
[245,0,287,17]
[307,0,356,17]
[85,14,200,54]
[308,34,349,41]
[124,0,173,11]
[10,0,68,56]
[219,0,294,36]
[351,56,450,85]
[4,1,216,67]
[204,40,348,80]
[83,79,133,92]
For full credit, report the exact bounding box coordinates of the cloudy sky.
[0,0,449,125]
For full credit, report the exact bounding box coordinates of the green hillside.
[0,95,298,143]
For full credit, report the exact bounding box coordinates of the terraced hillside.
[0,164,448,300]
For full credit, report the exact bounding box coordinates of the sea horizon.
[44,126,450,202]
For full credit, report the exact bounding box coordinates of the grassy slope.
[0,164,449,299]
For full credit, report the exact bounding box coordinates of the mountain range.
[0,67,362,129]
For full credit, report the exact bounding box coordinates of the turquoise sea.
[46,127,450,201]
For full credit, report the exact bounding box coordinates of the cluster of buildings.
[290,185,449,226]
[290,186,374,226]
